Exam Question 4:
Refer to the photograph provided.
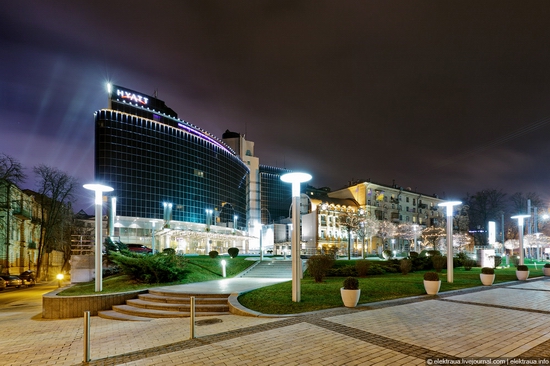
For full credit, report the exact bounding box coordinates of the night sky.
[2,1,550,212]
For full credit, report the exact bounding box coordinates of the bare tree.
[463,189,507,246]
[377,220,397,252]
[357,216,380,257]
[421,226,446,251]
[0,153,26,184]
[33,165,78,279]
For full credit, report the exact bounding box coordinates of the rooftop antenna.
[153,88,158,98]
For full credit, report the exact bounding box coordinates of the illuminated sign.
[115,88,149,105]
[488,221,496,244]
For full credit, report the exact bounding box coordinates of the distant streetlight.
[438,201,461,283]
[83,183,114,292]
[233,215,238,233]
[281,172,312,303]
[512,214,530,265]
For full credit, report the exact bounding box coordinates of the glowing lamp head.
[511,214,530,226]
[438,201,462,216]
[83,183,114,204]
[281,172,312,197]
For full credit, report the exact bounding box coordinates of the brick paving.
[2,277,550,365]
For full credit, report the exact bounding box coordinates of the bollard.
[83,311,91,363]
[189,296,195,339]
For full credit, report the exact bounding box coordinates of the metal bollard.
[189,296,195,339]
[84,311,91,362]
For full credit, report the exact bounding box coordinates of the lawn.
[58,255,254,296]
[238,265,545,314]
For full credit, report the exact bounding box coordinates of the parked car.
[126,244,153,254]
[19,270,36,286]
[0,275,23,288]
[0,277,6,291]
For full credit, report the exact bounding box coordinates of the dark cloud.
[2,1,550,210]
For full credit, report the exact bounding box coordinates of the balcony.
[12,206,32,220]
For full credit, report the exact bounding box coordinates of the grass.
[238,265,544,314]
[58,256,254,296]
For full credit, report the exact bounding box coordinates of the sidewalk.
[2,278,550,365]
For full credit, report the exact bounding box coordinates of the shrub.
[355,260,371,277]
[383,249,393,259]
[367,263,386,275]
[463,259,476,270]
[511,255,520,267]
[423,271,439,281]
[228,247,239,258]
[109,251,188,284]
[409,251,419,258]
[426,250,442,257]
[456,251,470,266]
[306,255,335,282]
[493,256,502,268]
[517,265,529,271]
[208,250,219,258]
[327,265,357,277]
[163,248,176,255]
[400,259,412,275]
[343,276,359,290]
[432,255,447,272]
[544,263,550,268]
[481,267,494,275]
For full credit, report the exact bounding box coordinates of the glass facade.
[259,165,293,224]
[95,86,248,227]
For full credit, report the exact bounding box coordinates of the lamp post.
[233,215,238,233]
[512,214,530,265]
[281,172,312,302]
[438,201,461,283]
[83,183,113,292]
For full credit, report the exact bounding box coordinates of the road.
[0,281,58,310]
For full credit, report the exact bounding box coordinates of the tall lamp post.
[281,172,312,303]
[512,214,530,265]
[438,201,461,283]
[83,183,113,292]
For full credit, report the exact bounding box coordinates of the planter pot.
[340,288,361,307]
[480,273,495,286]
[423,280,441,295]
[516,270,529,281]
[544,268,550,276]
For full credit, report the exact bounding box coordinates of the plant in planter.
[516,264,529,281]
[544,263,550,276]
[480,267,495,286]
[423,271,441,295]
[340,276,361,307]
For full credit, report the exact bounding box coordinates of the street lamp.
[438,201,461,283]
[83,183,113,292]
[512,214,530,265]
[233,215,238,233]
[281,172,312,302]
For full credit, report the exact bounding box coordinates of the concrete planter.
[516,270,529,281]
[480,273,495,286]
[544,267,550,276]
[340,288,361,307]
[423,280,441,295]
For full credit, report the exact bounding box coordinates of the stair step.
[138,293,228,304]
[112,304,229,318]
[147,290,230,299]
[127,299,229,312]
[98,310,153,322]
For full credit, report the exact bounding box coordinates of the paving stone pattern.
[2,278,550,365]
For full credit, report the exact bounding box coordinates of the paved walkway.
[2,278,550,365]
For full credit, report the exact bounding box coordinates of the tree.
[33,165,78,279]
[421,226,446,251]
[0,153,26,274]
[397,223,421,252]
[357,216,380,257]
[338,210,364,260]
[463,189,507,246]
[377,220,397,252]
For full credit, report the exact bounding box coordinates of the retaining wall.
[42,288,147,319]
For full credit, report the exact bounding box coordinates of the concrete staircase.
[98,290,230,321]
[238,259,293,278]
[98,258,297,321]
